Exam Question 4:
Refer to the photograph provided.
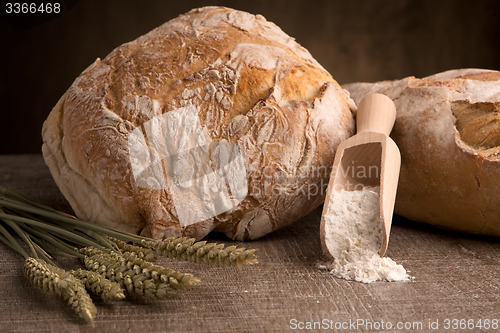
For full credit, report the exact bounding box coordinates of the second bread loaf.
[343,69,500,236]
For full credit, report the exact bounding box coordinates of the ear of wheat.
[0,187,258,322]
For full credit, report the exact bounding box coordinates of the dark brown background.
[1,0,500,154]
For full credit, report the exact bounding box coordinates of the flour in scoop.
[322,186,410,283]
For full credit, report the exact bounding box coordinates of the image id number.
[443,318,499,330]
[5,3,61,14]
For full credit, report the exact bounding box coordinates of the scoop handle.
[356,93,397,135]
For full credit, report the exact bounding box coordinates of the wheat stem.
[0,197,143,243]
[0,213,107,251]
[0,211,37,257]
[21,224,82,258]
[0,220,29,258]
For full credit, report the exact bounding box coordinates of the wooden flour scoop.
[320,93,400,258]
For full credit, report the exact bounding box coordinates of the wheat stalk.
[0,186,258,322]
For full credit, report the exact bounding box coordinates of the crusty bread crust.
[344,69,500,236]
[42,6,355,240]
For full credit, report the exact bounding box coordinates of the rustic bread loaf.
[42,6,355,240]
[343,69,500,236]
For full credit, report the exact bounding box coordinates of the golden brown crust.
[343,68,500,236]
[42,6,355,240]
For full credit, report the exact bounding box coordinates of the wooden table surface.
[0,154,499,333]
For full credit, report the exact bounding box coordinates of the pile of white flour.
[321,186,410,283]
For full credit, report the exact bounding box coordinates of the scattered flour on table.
[321,186,410,283]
